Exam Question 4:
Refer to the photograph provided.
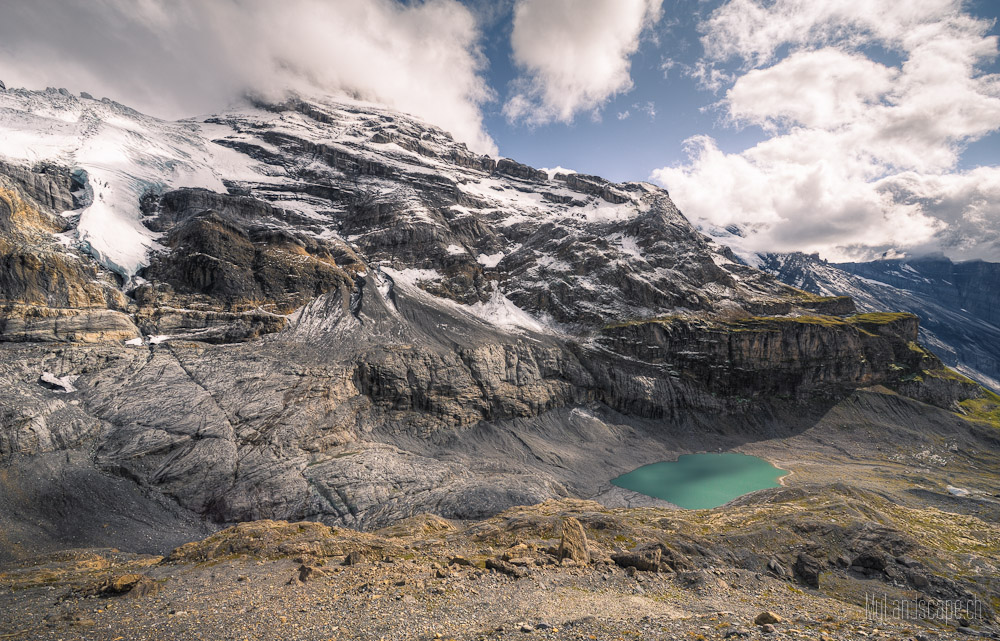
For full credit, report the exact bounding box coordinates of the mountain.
[754,252,1000,391]
[0,82,997,564]
[2,85,1000,636]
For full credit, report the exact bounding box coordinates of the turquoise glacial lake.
[611,453,788,509]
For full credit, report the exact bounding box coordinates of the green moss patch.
[958,389,1000,429]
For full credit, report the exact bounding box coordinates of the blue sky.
[471,0,1000,183]
[476,0,745,181]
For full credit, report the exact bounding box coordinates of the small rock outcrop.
[495,158,546,182]
[754,611,783,626]
[556,517,590,565]
[97,573,160,598]
[794,553,823,588]
[612,544,662,572]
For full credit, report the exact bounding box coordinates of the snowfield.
[0,89,245,279]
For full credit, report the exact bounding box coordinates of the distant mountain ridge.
[756,252,1000,391]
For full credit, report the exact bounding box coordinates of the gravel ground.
[3,493,996,641]
[0,554,959,641]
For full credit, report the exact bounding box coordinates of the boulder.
[850,550,888,573]
[297,564,324,582]
[556,517,590,565]
[754,611,783,626]
[794,553,822,588]
[612,544,661,572]
[486,558,528,579]
[766,558,790,579]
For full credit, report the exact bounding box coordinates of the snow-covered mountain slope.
[1,86,794,334]
[0,88,243,278]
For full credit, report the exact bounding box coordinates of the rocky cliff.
[754,251,1000,391]
[0,87,993,558]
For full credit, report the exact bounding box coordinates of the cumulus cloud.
[0,0,497,154]
[504,0,663,125]
[872,168,1000,260]
[652,0,1000,261]
[726,48,898,131]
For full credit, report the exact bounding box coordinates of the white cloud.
[654,134,947,259]
[503,0,663,125]
[618,110,632,120]
[872,168,1000,261]
[0,0,497,154]
[652,0,1000,261]
[726,48,897,131]
[687,60,735,92]
[699,0,976,66]
[634,101,657,119]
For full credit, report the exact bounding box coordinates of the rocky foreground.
[3,485,999,640]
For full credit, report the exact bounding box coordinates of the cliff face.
[0,88,988,539]
[0,178,136,343]
[756,251,1000,391]
[600,313,944,398]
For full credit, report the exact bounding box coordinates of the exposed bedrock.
[598,312,957,400]
[0,93,994,553]
[0,270,980,534]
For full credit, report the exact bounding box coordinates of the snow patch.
[381,267,443,286]
[446,244,466,255]
[611,234,643,261]
[477,251,504,268]
[580,202,637,223]
[468,289,549,333]
[38,372,78,393]
[0,90,239,281]
[541,166,576,180]
[535,253,572,272]
[448,204,474,216]
[946,485,970,497]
